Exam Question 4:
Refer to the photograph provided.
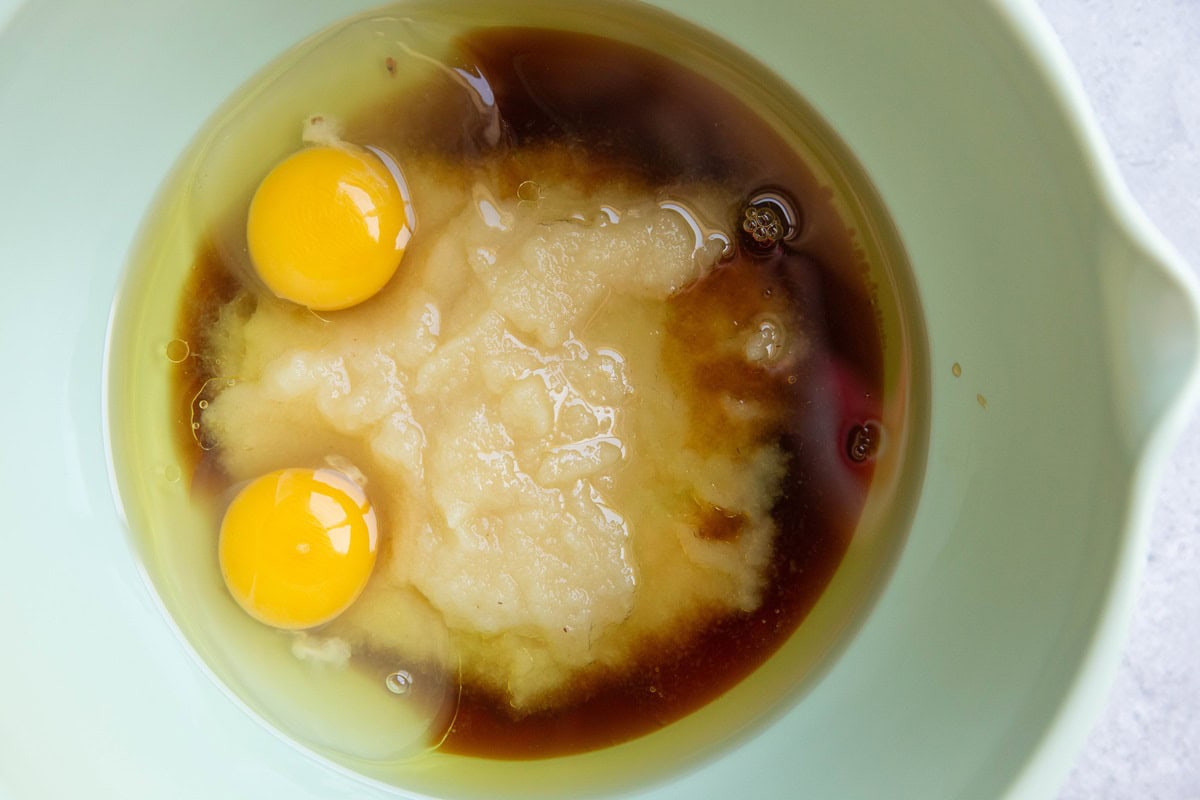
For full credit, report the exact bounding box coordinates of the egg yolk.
[246,145,409,311]
[219,468,379,630]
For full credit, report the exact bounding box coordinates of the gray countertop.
[1035,1,1200,797]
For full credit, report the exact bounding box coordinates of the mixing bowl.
[0,0,1196,798]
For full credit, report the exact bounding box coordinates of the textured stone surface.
[1035,2,1200,798]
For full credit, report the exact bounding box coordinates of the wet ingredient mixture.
[173,26,886,758]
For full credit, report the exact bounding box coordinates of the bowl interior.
[104,3,927,795]
[0,0,1195,798]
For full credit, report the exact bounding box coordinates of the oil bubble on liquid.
[846,420,883,464]
[164,338,190,363]
[740,190,801,251]
[386,669,414,695]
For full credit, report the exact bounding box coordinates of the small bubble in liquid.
[162,464,182,483]
[741,191,801,252]
[517,180,542,205]
[191,422,200,430]
[164,339,190,363]
[846,422,882,463]
[742,204,783,247]
[197,399,209,409]
[385,670,413,695]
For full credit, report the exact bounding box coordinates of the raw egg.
[219,467,379,629]
[246,145,410,310]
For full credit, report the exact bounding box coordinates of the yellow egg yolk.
[219,468,379,630]
[246,145,409,311]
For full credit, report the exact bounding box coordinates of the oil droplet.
[786,375,797,385]
[385,670,413,695]
[162,464,182,483]
[846,421,882,463]
[165,339,190,363]
[977,393,988,410]
[952,362,962,378]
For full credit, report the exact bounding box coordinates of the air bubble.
[846,421,882,463]
[385,670,413,695]
[743,205,782,246]
[741,191,801,251]
[189,376,234,451]
[517,180,543,206]
[165,339,190,363]
[162,464,182,483]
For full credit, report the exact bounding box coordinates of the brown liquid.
[173,27,885,759]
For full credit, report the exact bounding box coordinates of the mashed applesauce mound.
[203,150,790,712]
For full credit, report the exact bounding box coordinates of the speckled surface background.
[1035,1,1200,798]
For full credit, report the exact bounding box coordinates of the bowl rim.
[983,1,1200,797]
